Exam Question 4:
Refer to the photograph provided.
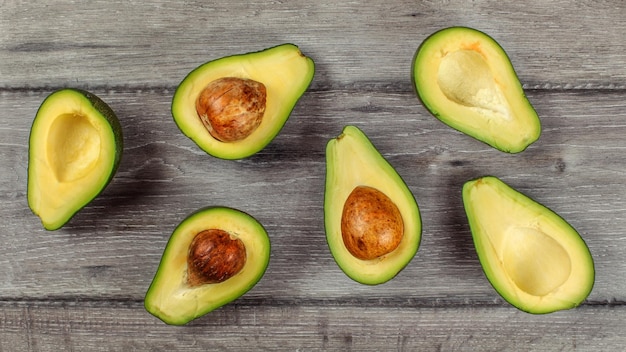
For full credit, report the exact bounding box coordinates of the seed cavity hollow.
[502,226,572,296]
[47,112,101,182]
[437,49,511,119]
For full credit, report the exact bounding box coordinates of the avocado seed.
[341,186,404,260]
[187,229,247,286]
[196,77,267,142]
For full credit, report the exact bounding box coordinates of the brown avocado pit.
[187,229,247,286]
[195,77,267,142]
[341,185,404,260]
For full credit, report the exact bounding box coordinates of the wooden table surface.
[2,0,626,350]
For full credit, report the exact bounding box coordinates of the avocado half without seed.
[462,176,594,314]
[27,89,123,230]
[172,43,315,159]
[324,126,422,285]
[145,206,271,325]
[412,27,541,153]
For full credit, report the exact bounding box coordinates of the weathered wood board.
[1,0,625,350]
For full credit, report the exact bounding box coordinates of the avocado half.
[463,176,594,314]
[27,89,123,230]
[145,206,271,325]
[172,43,315,159]
[324,126,422,285]
[412,27,541,153]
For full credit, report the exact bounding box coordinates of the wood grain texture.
[3,89,626,299]
[1,0,625,89]
[1,302,625,351]
[1,0,626,350]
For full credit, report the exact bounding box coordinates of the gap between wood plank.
[0,296,622,309]
[2,84,626,95]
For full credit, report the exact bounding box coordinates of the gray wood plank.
[1,0,625,89]
[0,302,624,351]
[2,0,626,349]
[1,89,625,305]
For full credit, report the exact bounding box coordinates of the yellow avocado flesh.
[324,126,421,285]
[172,43,315,159]
[413,27,540,153]
[144,207,270,325]
[463,176,594,314]
[28,89,122,230]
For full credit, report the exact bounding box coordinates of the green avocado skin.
[324,125,422,286]
[171,43,315,160]
[27,88,123,230]
[462,176,595,314]
[144,206,271,325]
[72,89,124,171]
[412,27,541,153]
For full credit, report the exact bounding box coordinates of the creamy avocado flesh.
[463,176,594,313]
[324,126,422,285]
[28,89,123,230]
[144,207,270,325]
[172,43,315,159]
[413,27,541,153]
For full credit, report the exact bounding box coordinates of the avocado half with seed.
[412,27,541,153]
[27,89,123,230]
[145,206,271,325]
[463,176,594,313]
[172,43,315,159]
[324,125,422,285]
